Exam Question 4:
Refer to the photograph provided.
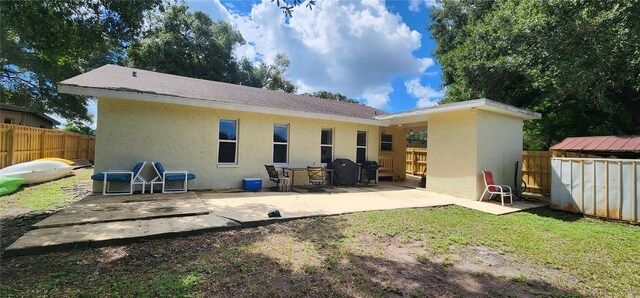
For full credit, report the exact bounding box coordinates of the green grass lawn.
[0,169,92,213]
[2,205,638,297]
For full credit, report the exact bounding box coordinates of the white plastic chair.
[92,161,147,195]
[480,170,513,206]
[149,162,195,193]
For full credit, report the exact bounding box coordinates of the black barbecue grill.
[330,158,360,186]
[361,161,379,184]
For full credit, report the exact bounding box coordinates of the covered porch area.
[376,99,541,202]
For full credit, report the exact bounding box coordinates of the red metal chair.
[480,171,513,206]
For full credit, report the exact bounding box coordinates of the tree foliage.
[430,0,640,149]
[127,5,243,83]
[304,90,360,104]
[63,120,95,136]
[1,0,161,121]
[127,5,296,93]
[252,54,297,93]
[272,0,316,17]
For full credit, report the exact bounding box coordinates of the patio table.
[281,167,334,189]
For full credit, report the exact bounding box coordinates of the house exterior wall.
[426,110,479,199]
[94,97,380,191]
[379,126,407,181]
[426,109,524,200]
[1,110,55,128]
[475,110,523,199]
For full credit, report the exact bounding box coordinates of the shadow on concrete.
[0,212,51,252]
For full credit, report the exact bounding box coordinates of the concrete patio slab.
[33,197,210,228]
[452,198,548,215]
[74,191,199,205]
[198,185,457,224]
[5,214,239,256]
[4,185,548,256]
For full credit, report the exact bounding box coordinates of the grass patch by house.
[348,206,640,296]
[1,205,638,297]
[0,169,92,214]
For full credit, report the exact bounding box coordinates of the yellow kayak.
[36,158,74,165]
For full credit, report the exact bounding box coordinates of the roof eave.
[375,99,541,123]
[58,84,389,127]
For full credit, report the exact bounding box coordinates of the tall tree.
[127,5,244,83]
[1,0,161,122]
[304,90,360,104]
[430,0,640,149]
[127,5,297,93]
[253,54,297,93]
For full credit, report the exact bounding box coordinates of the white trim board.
[376,99,541,125]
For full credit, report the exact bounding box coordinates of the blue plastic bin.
[242,178,262,191]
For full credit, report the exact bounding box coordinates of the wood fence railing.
[521,151,552,194]
[1,124,95,168]
[522,150,599,194]
[405,148,597,195]
[406,147,427,175]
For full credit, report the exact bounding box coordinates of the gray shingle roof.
[59,65,386,120]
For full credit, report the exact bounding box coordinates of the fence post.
[61,133,67,159]
[412,149,417,175]
[40,131,47,159]
[76,135,82,160]
[7,129,16,166]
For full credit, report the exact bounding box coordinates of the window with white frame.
[356,131,367,164]
[381,133,393,152]
[218,119,238,164]
[321,128,333,164]
[273,124,289,164]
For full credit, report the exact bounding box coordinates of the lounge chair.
[264,165,290,191]
[91,161,147,195]
[480,170,513,206]
[149,162,196,193]
[307,166,325,192]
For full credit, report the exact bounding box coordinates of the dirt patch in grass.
[1,216,585,297]
[2,198,637,297]
[350,229,579,297]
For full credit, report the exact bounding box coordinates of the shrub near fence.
[0,124,95,168]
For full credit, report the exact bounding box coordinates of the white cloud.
[404,78,444,108]
[360,85,394,110]
[408,0,441,12]
[205,0,435,109]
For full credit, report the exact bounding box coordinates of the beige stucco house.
[58,65,540,200]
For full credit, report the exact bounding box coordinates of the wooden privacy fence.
[406,147,427,175]
[1,124,95,168]
[521,151,552,194]
[522,151,599,195]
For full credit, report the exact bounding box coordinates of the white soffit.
[376,99,541,125]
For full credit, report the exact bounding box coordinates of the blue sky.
[55,0,444,127]
[185,0,444,113]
